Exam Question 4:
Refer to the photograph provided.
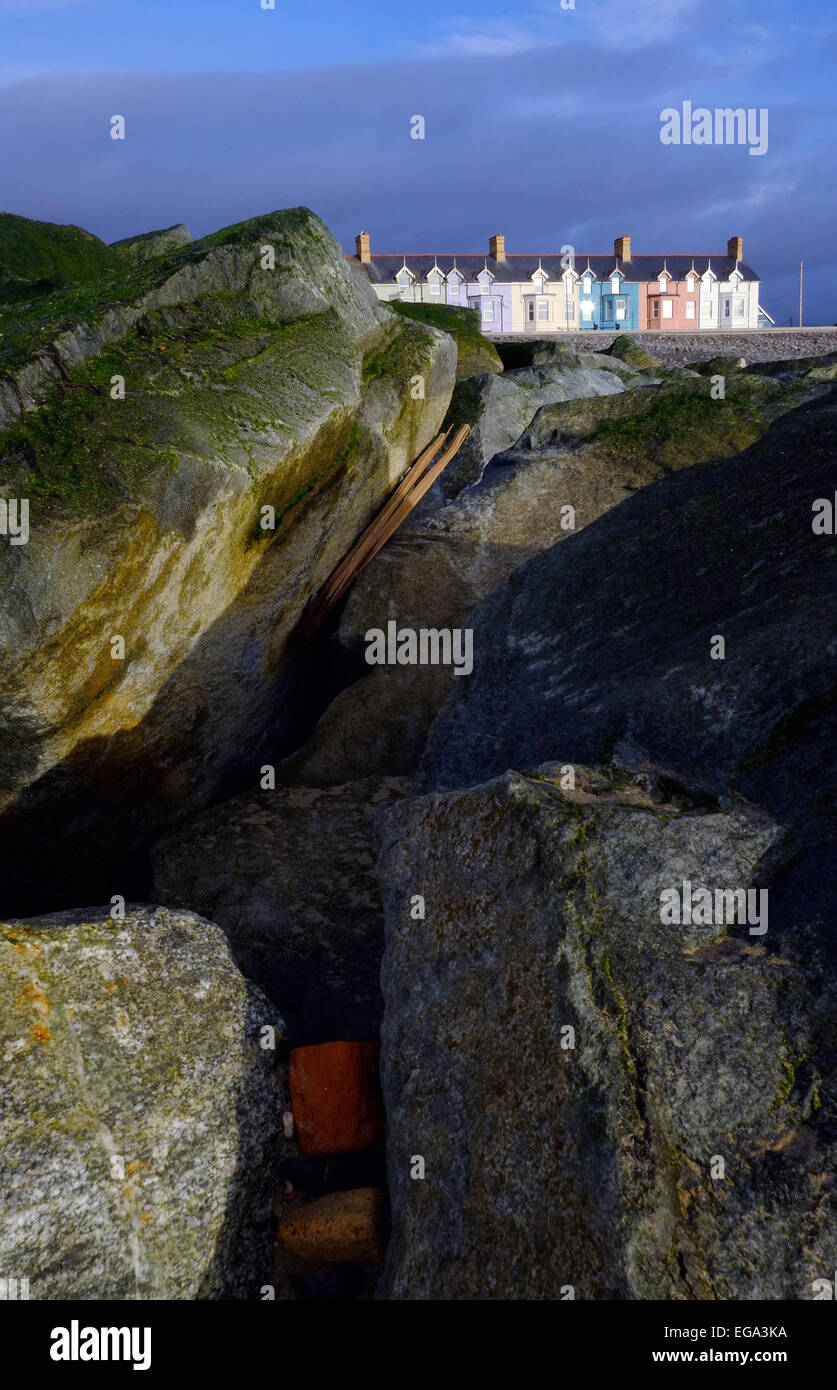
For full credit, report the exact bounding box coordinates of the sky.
[1,0,835,323]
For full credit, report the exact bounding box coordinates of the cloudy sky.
[1,0,835,323]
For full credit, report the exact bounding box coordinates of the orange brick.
[289,1041,384,1156]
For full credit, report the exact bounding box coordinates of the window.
[724,299,731,318]
[615,297,627,320]
[733,296,746,319]
[659,275,668,292]
[581,300,594,321]
[602,300,612,320]
[662,300,673,319]
[686,277,695,293]
[537,298,549,321]
[429,280,440,295]
[611,275,620,293]
[583,277,592,294]
[685,301,696,319]
[483,300,495,323]
[527,301,535,322]
[652,301,660,319]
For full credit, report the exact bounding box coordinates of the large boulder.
[438,355,630,499]
[375,766,834,1299]
[0,207,455,912]
[0,904,283,1299]
[418,388,837,846]
[279,370,825,789]
[151,777,409,1042]
[375,388,837,1299]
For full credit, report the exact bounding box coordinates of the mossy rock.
[0,211,122,304]
[0,204,455,910]
[606,333,660,369]
[110,224,192,267]
[388,301,503,378]
[690,355,748,375]
[745,351,837,381]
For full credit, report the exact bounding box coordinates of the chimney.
[489,233,506,263]
[614,234,631,261]
[356,231,371,263]
[727,235,743,261]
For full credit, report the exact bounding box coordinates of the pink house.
[644,261,701,329]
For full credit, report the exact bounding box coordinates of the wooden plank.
[294,423,470,643]
[306,430,449,614]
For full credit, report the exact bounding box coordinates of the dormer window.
[659,274,668,292]
[611,275,620,293]
[583,276,592,295]
[428,272,442,296]
[686,276,695,292]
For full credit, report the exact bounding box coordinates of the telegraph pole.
[798,261,803,328]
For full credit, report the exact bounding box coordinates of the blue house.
[577,248,640,331]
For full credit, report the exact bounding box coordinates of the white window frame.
[537,298,549,321]
[685,300,696,319]
[661,299,673,319]
[610,275,620,294]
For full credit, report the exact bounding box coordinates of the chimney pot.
[727,235,743,261]
[356,231,371,263]
[489,233,506,263]
[614,234,631,261]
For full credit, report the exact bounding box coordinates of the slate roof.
[352,253,759,283]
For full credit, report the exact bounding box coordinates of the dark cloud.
[0,43,833,323]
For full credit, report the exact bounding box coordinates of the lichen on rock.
[0,904,282,1299]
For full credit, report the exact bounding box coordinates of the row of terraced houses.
[350,232,773,334]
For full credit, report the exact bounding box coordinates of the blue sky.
[1,0,836,322]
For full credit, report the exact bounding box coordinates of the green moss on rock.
[387,301,503,378]
[0,211,123,305]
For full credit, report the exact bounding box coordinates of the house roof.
[351,253,759,283]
